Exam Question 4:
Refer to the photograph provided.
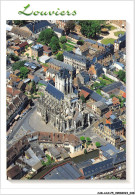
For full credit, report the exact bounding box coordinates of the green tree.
[20,67,29,78]
[36,57,39,62]
[57,53,63,61]
[32,81,36,94]
[86,137,91,142]
[84,149,87,154]
[9,53,20,61]
[38,28,57,45]
[80,95,85,103]
[79,20,105,38]
[117,70,126,83]
[31,55,34,60]
[95,142,101,148]
[49,36,60,53]
[77,40,84,45]
[61,43,67,50]
[80,136,85,142]
[12,60,25,71]
[64,20,75,34]
[26,53,29,58]
[59,36,67,44]
[13,20,25,26]
[96,89,102,95]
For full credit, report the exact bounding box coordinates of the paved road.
[7,105,36,142]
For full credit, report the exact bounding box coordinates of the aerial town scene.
[6,20,126,180]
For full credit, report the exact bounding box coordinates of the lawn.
[101,38,115,45]
[105,24,117,31]
[114,31,125,37]
[67,39,76,45]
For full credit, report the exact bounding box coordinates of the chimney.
[33,24,35,33]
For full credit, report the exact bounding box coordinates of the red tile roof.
[105,110,112,119]
[112,97,120,105]
[80,90,90,98]
[19,41,28,48]
[122,92,126,98]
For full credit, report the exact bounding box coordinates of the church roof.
[45,83,64,101]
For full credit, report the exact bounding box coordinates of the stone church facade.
[37,69,91,133]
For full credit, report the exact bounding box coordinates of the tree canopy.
[59,36,67,44]
[56,53,64,61]
[95,142,101,148]
[9,53,20,61]
[13,20,25,26]
[49,36,60,53]
[79,20,105,38]
[117,70,126,83]
[38,28,57,45]
[12,60,26,71]
[64,20,75,34]
[80,94,86,103]
[20,67,29,79]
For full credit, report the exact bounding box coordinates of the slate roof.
[102,82,123,93]
[63,51,90,64]
[115,33,126,44]
[44,163,82,180]
[45,83,64,101]
[68,32,81,40]
[105,118,123,130]
[80,86,106,102]
[83,158,114,178]
[48,58,75,72]
[113,151,126,165]
[26,20,51,34]
[57,68,70,79]
[53,27,64,34]
[100,144,120,159]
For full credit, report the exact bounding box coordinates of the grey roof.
[48,147,61,159]
[83,158,114,178]
[44,163,82,180]
[45,83,64,101]
[120,85,126,92]
[31,44,43,50]
[105,119,123,130]
[115,33,126,44]
[48,58,75,72]
[47,68,57,75]
[26,20,52,34]
[68,32,81,40]
[7,71,11,79]
[100,144,120,159]
[112,151,126,165]
[53,27,64,34]
[76,159,92,169]
[63,51,90,64]
[38,80,48,86]
[31,144,45,158]
[102,82,123,93]
[57,68,70,79]
[80,86,106,102]
[33,76,40,84]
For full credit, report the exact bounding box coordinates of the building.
[113,61,125,71]
[76,70,90,85]
[25,20,52,35]
[63,51,91,70]
[88,63,104,78]
[43,162,83,180]
[7,165,24,180]
[53,27,64,38]
[43,45,52,56]
[114,33,126,52]
[91,101,109,116]
[55,69,72,95]
[31,44,43,58]
[56,20,68,29]
[47,58,76,78]
[101,82,123,97]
